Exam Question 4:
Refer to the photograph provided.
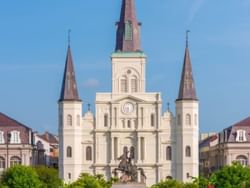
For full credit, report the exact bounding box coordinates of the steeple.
[177,31,197,101]
[115,0,141,52]
[59,43,81,102]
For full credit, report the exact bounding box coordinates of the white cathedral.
[58,0,199,186]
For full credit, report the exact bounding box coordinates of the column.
[111,137,114,162]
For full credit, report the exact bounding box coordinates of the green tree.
[0,165,41,188]
[34,166,63,188]
[151,179,184,188]
[65,173,116,188]
[210,162,250,188]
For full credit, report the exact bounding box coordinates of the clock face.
[122,103,134,114]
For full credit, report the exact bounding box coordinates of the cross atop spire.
[115,0,141,52]
[59,40,81,102]
[68,29,71,46]
[177,32,197,101]
[186,30,190,48]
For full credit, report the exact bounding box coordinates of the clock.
[122,103,134,114]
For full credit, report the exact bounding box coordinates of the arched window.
[10,156,21,167]
[185,146,191,157]
[131,76,138,92]
[177,114,181,126]
[67,115,72,126]
[86,146,92,161]
[130,146,135,159]
[67,146,72,158]
[236,155,248,166]
[186,114,191,126]
[166,146,172,160]
[151,114,155,127]
[0,156,5,169]
[77,115,80,126]
[104,114,108,127]
[121,77,128,93]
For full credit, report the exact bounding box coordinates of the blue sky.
[0,0,250,134]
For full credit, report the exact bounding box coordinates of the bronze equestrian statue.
[112,146,147,183]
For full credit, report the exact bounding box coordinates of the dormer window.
[236,129,246,142]
[10,131,21,144]
[125,21,133,40]
[0,131,4,144]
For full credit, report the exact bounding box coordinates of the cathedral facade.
[58,0,199,186]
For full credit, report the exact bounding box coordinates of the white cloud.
[82,78,100,88]
[187,0,205,25]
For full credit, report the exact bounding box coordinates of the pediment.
[112,95,145,103]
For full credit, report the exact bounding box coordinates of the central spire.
[115,0,141,52]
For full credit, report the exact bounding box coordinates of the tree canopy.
[0,165,41,188]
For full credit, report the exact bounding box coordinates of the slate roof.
[0,112,31,130]
[59,45,81,102]
[37,132,58,144]
[177,46,197,101]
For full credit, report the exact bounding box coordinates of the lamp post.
[6,132,11,169]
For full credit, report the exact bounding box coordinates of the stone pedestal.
[111,183,147,188]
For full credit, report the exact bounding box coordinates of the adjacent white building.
[58,0,199,186]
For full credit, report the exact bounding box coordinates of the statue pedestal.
[111,183,147,188]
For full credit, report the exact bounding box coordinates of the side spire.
[177,31,197,101]
[115,0,141,52]
[59,32,81,102]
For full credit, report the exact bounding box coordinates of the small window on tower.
[185,146,191,157]
[186,114,191,126]
[67,115,72,126]
[177,114,181,126]
[67,146,72,158]
[121,78,128,93]
[166,146,172,160]
[86,146,92,161]
[131,76,137,92]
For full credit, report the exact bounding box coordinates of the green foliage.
[0,165,41,188]
[209,162,250,188]
[151,179,185,188]
[34,166,63,188]
[65,173,117,188]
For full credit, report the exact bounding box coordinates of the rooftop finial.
[88,103,91,111]
[167,102,170,112]
[68,29,71,46]
[186,30,190,48]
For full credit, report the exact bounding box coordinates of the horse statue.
[112,146,147,184]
